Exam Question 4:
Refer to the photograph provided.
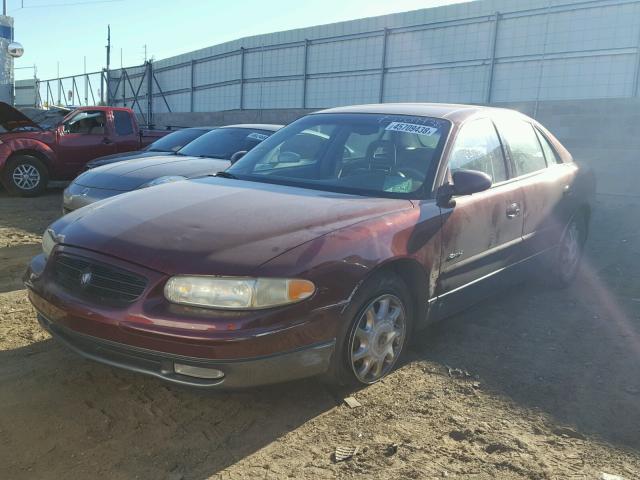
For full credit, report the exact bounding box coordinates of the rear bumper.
[38,313,335,389]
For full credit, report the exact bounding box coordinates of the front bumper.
[63,183,126,213]
[25,249,341,388]
[38,313,335,388]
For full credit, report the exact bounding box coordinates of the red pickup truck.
[0,103,169,196]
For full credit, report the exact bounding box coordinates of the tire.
[550,213,588,287]
[1,155,49,197]
[326,273,414,387]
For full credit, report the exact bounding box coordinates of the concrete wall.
[149,97,640,197]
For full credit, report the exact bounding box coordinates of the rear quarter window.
[113,110,134,136]
[535,128,560,164]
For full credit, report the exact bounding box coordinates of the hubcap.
[560,222,581,278]
[349,294,406,384]
[12,164,40,190]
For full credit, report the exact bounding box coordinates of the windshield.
[178,127,274,159]
[147,128,210,152]
[227,113,450,198]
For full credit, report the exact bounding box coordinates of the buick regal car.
[62,124,282,213]
[83,126,216,170]
[25,104,595,388]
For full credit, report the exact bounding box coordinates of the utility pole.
[84,56,88,106]
[144,44,147,62]
[105,24,111,104]
[2,0,6,16]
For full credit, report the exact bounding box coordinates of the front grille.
[52,254,147,306]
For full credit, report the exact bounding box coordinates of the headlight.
[164,276,316,309]
[140,175,186,188]
[42,228,58,259]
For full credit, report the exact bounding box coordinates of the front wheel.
[2,155,49,197]
[326,274,413,387]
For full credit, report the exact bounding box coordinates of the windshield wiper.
[213,171,237,179]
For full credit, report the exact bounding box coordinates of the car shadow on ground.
[0,337,339,480]
[412,194,640,450]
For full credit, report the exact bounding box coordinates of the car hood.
[86,150,172,169]
[0,102,42,131]
[52,177,413,275]
[74,155,231,191]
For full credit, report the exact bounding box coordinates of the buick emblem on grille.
[80,270,93,287]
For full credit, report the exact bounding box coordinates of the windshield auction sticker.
[247,132,269,141]
[385,122,438,136]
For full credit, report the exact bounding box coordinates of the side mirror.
[230,150,247,163]
[437,169,492,207]
[451,169,492,196]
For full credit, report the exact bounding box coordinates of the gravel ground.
[1,187,639,479]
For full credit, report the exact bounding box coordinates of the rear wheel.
[326,273,413,387]
[550,214,587,287]
[2,155,49,197]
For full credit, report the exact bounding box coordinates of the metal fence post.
[147,61,153,125]
[121,68,126,106]
[379,28,389,103]
[485,12,500,104]
[633,24,640,97]
[239,47,245,110]
[105,68,110,105]
[302,39,309,108]
[190,59,195,112]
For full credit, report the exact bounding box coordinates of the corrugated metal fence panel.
[14,78,36,107]
[36,0,640,112]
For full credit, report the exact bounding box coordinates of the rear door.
[112,110,140,153]
[435,118,524,317]
[493,117,577,259]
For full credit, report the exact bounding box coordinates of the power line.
[13,0,124,10]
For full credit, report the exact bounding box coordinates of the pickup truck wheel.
[325,273,414,387]
[2,155,49,197]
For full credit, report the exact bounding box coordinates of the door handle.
[102,137,113,144]
[506,202,521,218]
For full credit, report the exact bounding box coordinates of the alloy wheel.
[349,294,406,384]
[12,164,41,190]
[560,221,581,279]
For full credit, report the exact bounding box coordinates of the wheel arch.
[7,149,53,174]
[359,257,431,331]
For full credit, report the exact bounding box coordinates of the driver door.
[434,117,524,319]
[56,110,116,178]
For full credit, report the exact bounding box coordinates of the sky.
[10,0,466,81]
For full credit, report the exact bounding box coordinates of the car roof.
[220,124,284,131]
[314,103,520,124]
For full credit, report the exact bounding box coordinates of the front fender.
[0,136,57,172]
[257,204,442,313]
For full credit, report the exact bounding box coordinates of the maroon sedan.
[25,104,595,388]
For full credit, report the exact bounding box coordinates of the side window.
[113,110,134,136]
[448,118,507,183]
[254,128,331,171]
[496,119,547,175]
[63,111,106,135]
[535,128,559,164]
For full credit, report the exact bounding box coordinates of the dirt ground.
[1,187,639,480]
